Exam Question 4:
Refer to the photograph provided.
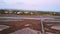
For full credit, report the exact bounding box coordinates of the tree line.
[0,10,60,16]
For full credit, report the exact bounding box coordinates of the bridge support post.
[40,19,46,34]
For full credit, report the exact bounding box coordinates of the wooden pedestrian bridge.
[43,18,60,34]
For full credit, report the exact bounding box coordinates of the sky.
[0,0,60,12]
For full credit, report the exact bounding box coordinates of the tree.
[0,10,5,14]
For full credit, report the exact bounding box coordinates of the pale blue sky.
[0,0,60,12]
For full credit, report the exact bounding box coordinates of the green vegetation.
[0,10,60,16]
[0,18,8,20]
[0,10,5,14]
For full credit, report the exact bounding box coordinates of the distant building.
[4,10,13,14]
[24,12,29,14]
[30,12,34,15]
[4,11,9,14]
[9,11,12,14]
[8,10,13,14]
[17,12,22,14]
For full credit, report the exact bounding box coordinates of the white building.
[17,12,22,14]
[4,11,9,14]
[9,11,12,13]
[30,12,34,15]
[24,12,29,14]
[4,10,13,14]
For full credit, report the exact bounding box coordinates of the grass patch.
[0,18,9,20]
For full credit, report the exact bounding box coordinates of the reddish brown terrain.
[0,19,60,34]
[0,19,41,34]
